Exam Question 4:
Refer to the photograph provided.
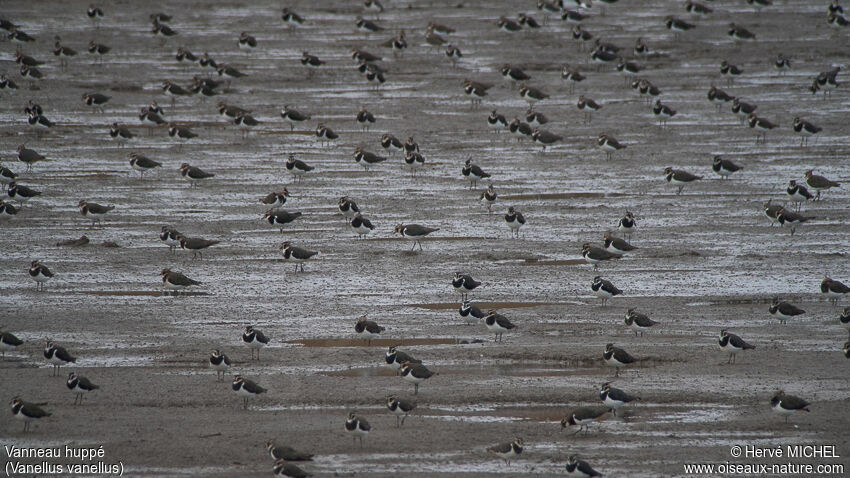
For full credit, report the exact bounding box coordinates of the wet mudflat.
[1,0,849,476]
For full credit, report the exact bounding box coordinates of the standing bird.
[384,346,421,371]
[839,307,850,337]
[315,123,339,147]
[338,197,360,220]
[718,329,755,364]
[178,235,220,259]
[208,349,231,381]
[776,209,811,236]
[603,232,636,254]
[356,107,376,131]
[386,395,415,427]
[285,154,314,181]
[769,298,805,324]
[17,145,45,171]
[29,260,53,291]
[394,224,439,251]
[459,300,487,325]
[232,375,266,410]
[159,226,181,253]
[353,147,386,171]
[804,170,840,200]
[577,95,602,124]
[78,200,114,226]
[264,209,303,232]
[603,343,635,376]
[480,184,497,213]
[600,382,640,416]
[592,276,621,306]
[786,180,814,211]
[504,207,526,238]
[597,133,626,160]
[169,125,197,151]
[487,438,523,466]
[344,412,371,445]
[10,397,51,432]
[624,308,658,336]
[770,390,810,423]
[281,106,311,131]
[109,123,134,145]
[8,181,42,206]
[242,325,270,360]
[350,213,375,239]
[452,272,481,300]
[488,110,508,133]
[259,188,290,208]
[461,159,490,189]
[793,117,822,147]
[237,31,257,50]
[821,277,850,305]
[355,315,385,343]
[664,167,702,194]
[618,211,636,240]
[66,372,99,405]
[712,156,742,179]
[266,440,314,462]
[280,242,318,272]
[483,310,517,342]
[400,361,435,395]
[44,340,76,376]
[0,328,24,357]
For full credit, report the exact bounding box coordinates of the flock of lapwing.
[2,0,849,476]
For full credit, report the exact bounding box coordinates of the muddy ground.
[1,0,849,476]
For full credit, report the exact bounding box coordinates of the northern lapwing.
[462,159,490,189]
[731,97,757,122]
[109,123,134,145]
[776,208,811,236]
[719,60,743,86]
[301,52,323,77]
[463,79,491,108]
[785,180,814,211]
[162,81,190,107]
[603,343,634,376]
[501,64,531,87]
[160,268,201,294]
[424,26,447,50]
[632,78,661,104]
[664,16,695,38]
[582,243,621,270]
[169,126,197,151]
[260,188,290,208]
[565,454,603,477]
[452,273,481,300]
[78,200,114,227]
[177,235,221,259]
[707,85,734,112]
[66,372,98,405]
[232,375,266,410]
[728,23,756,41]
[0,328,23,357]
[718,329,754,364]
[0,200,18,221]
[634,37,649,55]
[770,390,810,423]
[624,308,658,336]
[0,164,17,189]
[487,438,523,465]
[209,349,231,381]
[350,213,375,239]
[344,412,371,445]
[603,232,636,254]
[16,145,45,172]
[353,147,387,171]
[562,9,590,23]
[712,156,742,179]
[338,197,360,220]
[664,167,702,194]
[381,133,404,153]
[351,48,382,62]
[216,64,247,85]
[839,307,850,337]
[87,5,104,27]
[280,242,318,272]
[356,16,383,32]
[459,300,487,325]
[29,260,53,291]
[9,27,36,43]
[281,106,311,131]
[139,107,166,133]
[178,163,213,187]
[618,211,636,241]
[88,42,111,60]
[769,298,805,324]
[356,107,376,131]
[243,325,270,360]
[505,207,526,238]
[592,276,621,307]
[160,226,181,253]
[10,397,50,432]
[264,209,302,232]
[394,224,439,251]
[0,74,19,93]
[822,277,850,305]
[386,395,415,427]
[804,170,840,200]
[597,133,626,160]
[385,345,421,371]
[272,460,310,478]
[355,315,384,343]
[400,361,434,395]
[652,100,676,126]
[175,46,198,64]
[600,382,640,416]
[763,199,783,225]
[793,117,822,147]
[8,181,41,206]
[577,95,601,124]
[532,128,562,151]
[285,154,314,181]
[498,16,522,32]
[267,440,314,461]
[508,117,533,142]
[315,123,338,147]
[747,113,779,144]
[234,113,260,138]
[561,65,585,94]
[685,0,712,14]
[519,85,549,105]
[281,8,304,29]
[572,25,594,50]
[526,107,549,127]
[237,31,257,51]
[518,13,541,28]
[561,407,612,434]
[480,184,497,213]
[199,53,218,69]
[44,340,76,376]
[484,310,517,342]
[844,340,850,358]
